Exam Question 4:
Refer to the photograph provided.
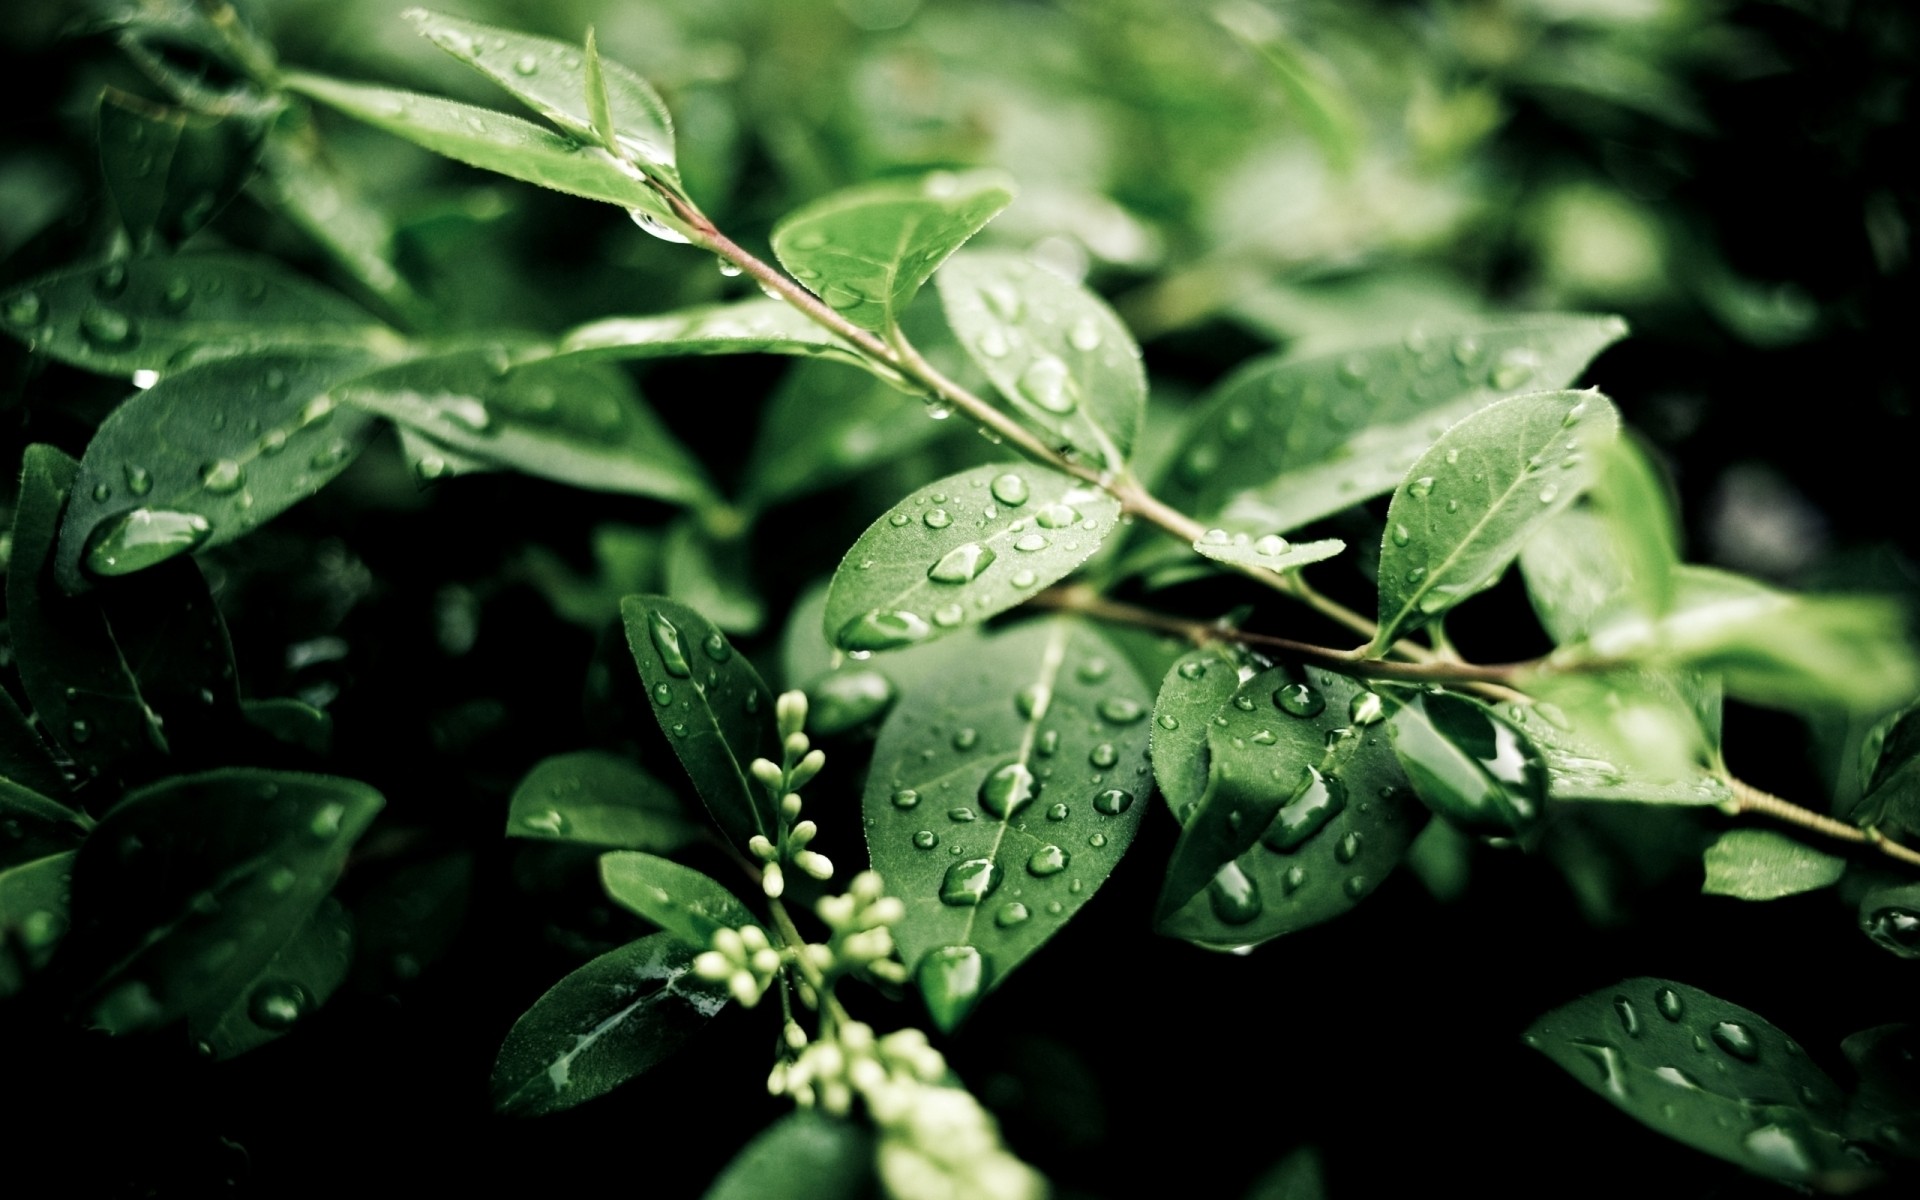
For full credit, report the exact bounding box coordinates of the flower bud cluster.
[767,1019,946,1116]
[747,691,833,898]
[691,924,782,1007]
[815,870,908,985]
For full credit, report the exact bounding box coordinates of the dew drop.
[928,541,995,583]
[647,610,692,677]
[513,52,540,75]
[892,789,921,810]
[951,727,978,751]
[1035,503,1078,529]
[1348,692,1385,726]
[1613,996,1641,1037]
[1261,767,1347,852]
[1408,476,1435,500]
[939,858,1002,906]
[80,308,137,350]
[1068,317,1103,351]
[247,981,310,1031]
[995,902,1030,928]
[1273,682,1325,718]
[1088,743,1118,769]
[932,603,966,627]
[979,761,1039,820]
[1097,697,1145,724]
[1391,523,1412,547]
[913,830,938,850]
[1018,356,1078,414]
[839,610,932,652]
[1253,534,1290,556]
[1046,802,1069,821]
[917,946,988,1030]
[1093,788,1134,816]
[85,508,211,576]
[1027,845,1070,877]
[3,291,44,326]
[1011,569,1037,588]
[1013,532,1048,552]
[948,807,976,823]
[1206,863,1262,925]
[1655,987,1685,1021]
[1710,1021,1760,1062]
[200,459,244,494]
[1334,831,1363,863]
[923,508,952,529]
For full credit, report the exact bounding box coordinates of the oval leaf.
[1158,315,1627,534]
[337,352,715,506]
[1374,390,1619,648]
[1156,667,1422,949]
[1701,830,1845,901]
[508,751,700,851]
[620,596,780,851]
[491,931,726,1116]
[191,897,355,1060]
[1190,532,1344,576]
[600,852,759,948]
[863,618,1153,1030]
[702,1112,875,1200]
[0,850,78,977]
[772,171,1014,334]
[99,89,259,250]
[823,463,1120,654]
[1149,646,1245,818]
[61,768,384,1034]
[938,251,1145,470]
[0,253,397,377]
[551,299,860,366]
[1383,690,1545,836]
[1526,978,1863,1186]
[1496,682,1729,808]
[56,354,382,589]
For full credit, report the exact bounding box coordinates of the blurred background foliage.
[0,0,1914,1196]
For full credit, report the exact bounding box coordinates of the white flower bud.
[851,870,885,902]
[788,749,827,789]
[776,690,808,738]
[729,971,761,1006]
[816,894,856,928]
[839,1021,874,1054]
[761,862,785,898]
[748,834,775,861]
[784,1021,809,1051]
[867,959,908,984]
[750,758,785,791]
[693,951,732,981]
[780,792,804,820]
[866,897,905,927]
[795,850,834,880]
[790,819,818,846]
[850,1056,887,1093]
[783,731,810,759]
[739,924,770,953]
[810,1042,844,1078]
[751,947,783,975]
[804,943,835,972]
[712,927,745,959]
[820,1080,853,1116]
[766,1062,788,1095]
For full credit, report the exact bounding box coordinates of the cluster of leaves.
[2,2,1918,1197]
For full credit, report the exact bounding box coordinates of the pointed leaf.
[939,251,1145,470]
[1701,830,1845,901]
[772,172,1014,334]
[0,778,88,870]
[863,619,1152,1029]
[551,299,861,366]
[1857,702,1920,837]
[823,464,1120,654]
[1383,690,1545,836]
[56,353,382,589]
[582,29,617,157]
[1374,390,1619,647]
[508,751,700,852]
[337,352,716,507]
[192,897,354,1059]
[701,1112,875,1200]
[1526,979,1864,1186]
[1157,667,1422,949]
[1522,437,1679,643]
[1158,316,1627,534]
[1190,532,1344,576]
[491,932,726,1116]
[1494,681,1729,807]
[1150,646,1245,819]
[620,596,780,851]
[254,112,421,313]
[61,769,383,1034]
[405,8,677,180]
[600,852,759,948]
[0,253,399,377]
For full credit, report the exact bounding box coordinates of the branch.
[1726,777,1920,869]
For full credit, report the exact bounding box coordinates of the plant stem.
[1726,778,1920,869]
[769,897,852,1027]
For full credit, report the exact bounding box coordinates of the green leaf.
[1856,702,1920,837]
[0,777,88,869]
[405,8,678,183]
[663,517,765,635]
[863,618,1153,1030]
[1576,566,1920,715]
[1526,978,1863,1186]
[1701,830,1845,901]
[56,353,381,589]
[0,253,398,377]
[1838,1025,1920,1153]
[1495,679,1730,807]
[1374,390,1620,647]
[938,251,1145,470]
[0,850,77,976]
[283,71,679,227]
[1521,436,1679,644]
[508,751,700,852]
[741,361,951,511]
[62,769,383,1034]
[582,28,618,158]
[600,852,758,948]
[241,698,335,757]
[1218,4,1362,171]
[191,898,354,1060]
[550,299,861,366]
[1149,646,1246,819]
[620,596,780,851]
[1190,532,1344,576]
[1383,690,1545,836]
[0,688,67,798]
[701,1112,875,1200]
[1156,667,1422,948]
[9,446,241,775]
[822,464,1121,654]
[1158,316,1627,535]
[772,172,1014,334]
[1857,884,1920,960]
[98,88,259,250]
[337,352,716,507]
[490,932,725,1116]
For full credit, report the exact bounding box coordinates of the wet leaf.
[772,171,1014,333]
[1839,1025,1920,1154]
[0,850,77,976]
[551,299,860,366]
[1857,884,1920,960]
[337,352,716,507]
[491,931,726,1116]
[822,463,1120,654]
[620,596,780,852]
[507,751,700,852]
[1496,678,1729,808]
[56,353,381,589]
[1526,978,1866,1187]
[701,1112,875,1200]
[241,698,335,757]
[1158,316,1627,535]
[1856,702,1920,837]
[61,769,383,1034]
[1383,690,1545,836]
[1149,646,1245,819]
[192,897,354,1060]
[1190,532,1344,576]
[1374,390,1619,648]
[98,88,259,251]
[1521,436,1679,644]
[599,852,758,948]
[939,251,1145,470]
[863,619,1152,1029]
[0,253,397,377]
[1701,830,1844,901]
[1156,667,1421,949]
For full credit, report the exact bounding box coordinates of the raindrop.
[1206,863,1262,925]
[629,208,692,243]
[1261,767,1347,852]
[647,611,692,677]
[247,981,310,1031]
[1068,316,1102,351]
[1572,1040,1630,1099]
[1538,485,1560,504]
[890,513,911,527]
[1011,570,1037,588]
[1177,660,1208,681]
[3,291,44,326]
[1334,831,1363,863]
[1710,1021,1760,1062]
[1273,682,1325,718]
[995,902,1031,928]
[990,473,1029,506]
[1391,524,1412,547]
[979,761,1039,820]
[513,53,539,75]
[200,460,245,494]
[1613,997,1641,1037]
[1158,713,1180,730]
[1013,533,1048,552]
[1342,875,1367,899]
[1098,697,1145,724]
[1348,692,1385,726]
[1253,534,1290,556]
[1035,503,1078,529]
[892,789,921,809]
[977,328,1009,358]
[1027,845,1070,876]
[85,508,212,576]
[1036,730,1060,756]
[917,946,988,1029]
[1742,1125,1817,1177]
[952,728,978,751]
[90,482,111,503]
[95,262,129,297]
[1088,743,1118,769]
[1093,788,1134,816]
[839,610,932,652]
[69,719,92,744]
[1408,476,1435,500]
[1015,683,1051,720]
[940,858,1003,906]
[1863,903,1920,957]
[651,683,672,705]
[923,508,952,529]
[1655,988,1685,1021]
[1282,865,1307,894]
[1018,356,1078,414]
[80,308,137,350]
[310,803,346,839]
[913,830,938,850]
[932,603,966,627]
[948,807,976,823]
[1046,802,1069,821]
[928,541,994,583]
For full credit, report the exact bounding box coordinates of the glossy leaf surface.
[620,596,779,850]
[823,463,1120,654]
[98,89,257,250]
[600,852,758,948]
[491,932,726,1116]
[57,354,381,588]
[1527,978,1861,1186]
[0,850,76,976]
[1149,647,1245,819]
[1190,532,1344,576]
[772,171,1014,333]
[1857,702,1920,838]
[551,299,859,366]
[1701,830,1844,901]
[939,251,1145,470]
[1496,680,1729,808]
[863,619,1152,1029]
[1857,884,1920,960]
[701,1112,875,1200]
[337,352,715,507]
[1157,667,1422,948]
[62,769,383,1034]
[1384,690,1545,836]
[191,897,354,1059]
[1158,316,1627,534]
[1374,390,1619,647]
[507,751,699,851]
[1521,437,1679,644]
[0,253,396,377]
[254,113,420,313]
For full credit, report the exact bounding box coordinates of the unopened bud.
[751,947,783,975]
[729,971,761,1006]
[850,870,885,903]
[781,793,804,820]
[751,758,785,791]
[712,928,745,959]
[788,749,827,789]
[804,943,835,972]
[795,850,834,880]
[748,834,776,861]
[693,951,732,980]
[777,691,809,738]
[817,894,856,928]
[791,820,818,846]
[784,1021,809,1051]
[740,924,770,952]
[761,862,785,898]
[784,731,811,760]
[867,897,905,927]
